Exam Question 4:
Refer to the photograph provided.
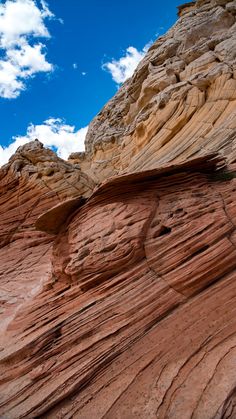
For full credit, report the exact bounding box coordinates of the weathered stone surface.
[1,154,236,418]
[35,197,85,235]
[0,140,95,331]
[1,1,236,418]
[73,0,236,182]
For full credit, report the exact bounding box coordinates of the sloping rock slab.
[35,197,85,234]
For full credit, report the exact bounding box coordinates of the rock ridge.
[67,0,236,182]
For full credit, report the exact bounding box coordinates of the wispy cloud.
[0,118,87,166]
[72,64,86,76]
[0,0,56,99]
[103,43,151,84]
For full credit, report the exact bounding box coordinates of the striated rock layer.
[1,153,236,418]
[69,0,236,182]
[0,140,94,332]
[1,0,236,418]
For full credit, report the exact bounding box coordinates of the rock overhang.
[35,152,227,235]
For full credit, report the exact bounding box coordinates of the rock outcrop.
[1,0,236,418]
[1,153,236,418]
[68,0,236,182]
[0,140,94,332]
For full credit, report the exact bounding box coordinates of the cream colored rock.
[80,0,236,182]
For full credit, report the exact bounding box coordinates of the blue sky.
[0,0,180,165]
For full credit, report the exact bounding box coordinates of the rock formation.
[1,0,236,418]
[0,140,94,333]
[69,0,236,182]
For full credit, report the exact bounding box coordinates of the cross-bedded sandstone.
[1,154,236,418]
[68,0,236,183]
[1,0,236,417]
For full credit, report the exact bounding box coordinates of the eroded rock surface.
[0,140,94,331]
[1,154,236,418]
[68,0,236,182]
[1,0,236,418]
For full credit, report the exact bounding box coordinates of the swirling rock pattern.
[0,140,94,332]
[1,0,236,417]
[1,154,236,418]
[69,0,236,182]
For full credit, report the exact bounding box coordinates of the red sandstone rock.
[1,0,236,417]
[1,154,236,418]
[0,140,94,332]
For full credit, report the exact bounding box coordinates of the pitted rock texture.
[1,155,236,418]
[69,0,236,182]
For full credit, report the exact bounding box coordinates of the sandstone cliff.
[69,0,236,182]
[1,0,236,418]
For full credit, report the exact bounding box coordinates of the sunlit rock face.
[1,0,236,418]
[69,0,236,182]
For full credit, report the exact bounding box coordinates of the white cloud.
[103,44,150,84]
[0,118,88,166]
[73,63,77,69]
[81,71,86,76]
[0,0,55,98]
[6,42,52,74]
[0,0,51,47]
